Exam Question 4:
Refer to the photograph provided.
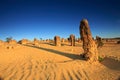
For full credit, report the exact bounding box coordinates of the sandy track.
[0,43,120,80]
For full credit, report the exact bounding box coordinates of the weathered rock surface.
[80,19,98,62]
[70,34,75,46]
[54,36,61,46]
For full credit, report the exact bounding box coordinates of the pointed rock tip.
[81,18,88,24]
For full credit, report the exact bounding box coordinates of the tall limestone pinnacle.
[54,36,61,46]
[70,34,75,46]
[80,19,98,62]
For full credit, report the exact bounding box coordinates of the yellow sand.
[0,42,120,80]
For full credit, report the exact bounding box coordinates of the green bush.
[98,56,104,62]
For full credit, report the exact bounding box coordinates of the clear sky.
[0,0,120,41]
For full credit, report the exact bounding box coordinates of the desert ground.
[0,41,120,80]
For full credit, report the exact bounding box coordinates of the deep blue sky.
[0,0,120,41]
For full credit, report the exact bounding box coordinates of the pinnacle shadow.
[24,44,84,60]
[101,57,120,71]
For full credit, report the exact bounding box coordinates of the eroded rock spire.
[80,19,98,62]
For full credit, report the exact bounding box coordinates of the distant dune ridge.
[0,19,120,80]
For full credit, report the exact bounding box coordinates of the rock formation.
[96,36,103,48]
[54,36,61,46]
[69,34,75,46]
[19,39,28,45]
[80,19,98,62]
[96,36,102,41]
[34,38,39,46]
[77,38,81,43]
[46,39,49,42]
[61,38,65,43]
[8,40,17,44]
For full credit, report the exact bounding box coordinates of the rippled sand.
[0,42,120,80]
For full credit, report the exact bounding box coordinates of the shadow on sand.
[42,42,55,46]
[43,42,72,46]
[101,57,120,71]
[24,44,84,61]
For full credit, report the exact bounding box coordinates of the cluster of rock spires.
[0,18,99,62]
[53,19,98,62]
[54,34,76,46]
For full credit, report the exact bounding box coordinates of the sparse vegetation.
[98,56,104,62]
[6,37,12,42]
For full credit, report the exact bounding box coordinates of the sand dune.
[0,43,120,80]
